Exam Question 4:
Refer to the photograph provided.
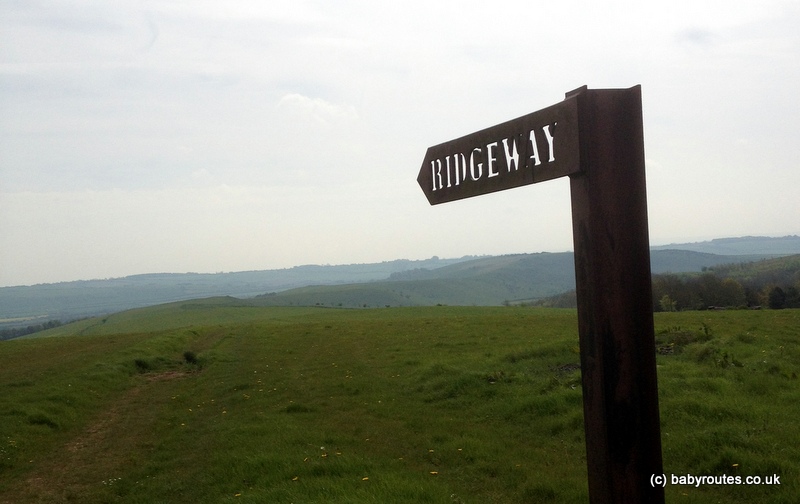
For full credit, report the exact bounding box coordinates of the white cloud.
[277,93,359,125]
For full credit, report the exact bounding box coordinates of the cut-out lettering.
[502,136,520,172]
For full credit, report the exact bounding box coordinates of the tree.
[768,286,786,309]
[659,294,677,312]
[720,278,746,307]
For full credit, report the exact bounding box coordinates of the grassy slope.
[250,251,793,309]
[249,253,580,308]
[1,305,798,503]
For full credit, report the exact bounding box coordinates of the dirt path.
[1,372,187,504]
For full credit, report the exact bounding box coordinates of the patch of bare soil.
[553,363,581,374]
[145,370,188,382]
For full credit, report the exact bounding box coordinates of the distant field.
[1,302,798,503]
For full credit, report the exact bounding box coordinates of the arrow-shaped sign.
[417,93,582,205]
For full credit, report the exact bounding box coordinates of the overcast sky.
[1,1,798,287]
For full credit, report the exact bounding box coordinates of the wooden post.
[568,85,665,503]
[417,84,665,503]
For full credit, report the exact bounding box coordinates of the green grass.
[1,305,798,503]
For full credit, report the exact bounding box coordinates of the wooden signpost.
[417,85,665,503]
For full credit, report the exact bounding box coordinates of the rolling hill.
[2,235,798,326]
[252,250,794,309]
[650,235,800,255]
[0,256,473,325]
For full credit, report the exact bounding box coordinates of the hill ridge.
[2,235,799,326]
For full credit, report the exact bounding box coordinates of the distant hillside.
[253,253,577,308]
[251,250,784,309]
[651,235,800,255]
[537,254,800,311]
[3,235,798,327]
[0,256,473,326]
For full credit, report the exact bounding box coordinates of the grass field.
[1,301,798,503]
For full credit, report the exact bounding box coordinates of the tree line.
[653,255,800,311]
[0,319,63,341]
[652,273,799,311]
